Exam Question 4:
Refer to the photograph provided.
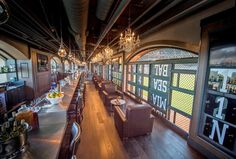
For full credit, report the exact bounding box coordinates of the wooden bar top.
[17,78,79,159]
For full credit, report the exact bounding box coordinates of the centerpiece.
[46,91,64,105]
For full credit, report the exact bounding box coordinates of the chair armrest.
[150,114,155,119]
[103,90,108,96]
[116,90,124,98]
[114,106,126,122]
[114,106,128,139]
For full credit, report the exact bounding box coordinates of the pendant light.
[58,17,67,58]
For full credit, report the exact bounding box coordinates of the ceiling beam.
[0,27,55,53]
[107,0,162,46]
[11,1,60,45]
[109,0,209,51]
[87,0,131,61]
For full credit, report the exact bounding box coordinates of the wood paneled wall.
[31,48,51,98]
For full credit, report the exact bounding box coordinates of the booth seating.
[98,80,112,100]
[114,104,154,140]
[92,75,103,89]
[102,83,124,111]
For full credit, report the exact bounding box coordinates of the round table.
[110,99,126,112]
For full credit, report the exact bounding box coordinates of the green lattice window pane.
[131,85,136,94]
[137,64,143,73]
[132,64,136,72]
[143,64,150,74]
[128,65,131,73]
[143,76,149,87]
[142,90,148,100]
[119,65,122,72]
[171,90,193,115]
[127,84,131,91]
[172,73,178,87]
[128,74,131,81]
[118,80,121,87]
[179,74,195,91]
[137,75,142,85]
[118,73,122,79]
[133,75,136,83]
[174,63,198,70]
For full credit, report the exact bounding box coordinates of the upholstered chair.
[98,80,112,99]
[102,83,124,110]
[114,104,154,139]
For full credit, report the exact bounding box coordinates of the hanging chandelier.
[68,53,73,60]
[102,46,113,62]
[91,46,113,64]
[58,18,67,58]
[68,52,74,61]
[58,42,67,58]
[119,27,140,52]
[91,53,102,63]
[68,39,73,60]
[75,59,81,64]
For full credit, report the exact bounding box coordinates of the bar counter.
[16,78,79,159]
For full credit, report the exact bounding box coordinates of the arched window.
[0,56,7,82]
[136,48,198,62]
[0,50,17,83]
[64,60,70,73]
[127,47,198,133]
[50,58,57,73]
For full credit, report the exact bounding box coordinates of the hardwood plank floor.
[76,81,206,159]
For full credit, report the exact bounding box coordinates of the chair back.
[69,122,81,159]
[126,104,152,124]
[104,83,116,94]
[101,81,112,90]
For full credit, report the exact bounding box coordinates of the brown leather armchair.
[114,104,154,139]
[93,75,103,89]
[98,80,112,99]
[102,83,124,110]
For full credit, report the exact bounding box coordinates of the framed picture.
[37,54,49,72]
[20,62,29,78]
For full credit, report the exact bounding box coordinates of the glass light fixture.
[68,53,73,61]
[75,59,81,64]
[91,46,113,65]
[58,19,67,58]
[58,38,67,58]
[102,45,113,63]
[119,11,140,53]
[68,49,73,61]
[68,38,74,61]
[119,27,140,52]
[91,53,102,63]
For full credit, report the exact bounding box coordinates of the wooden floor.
[76,81,206,159]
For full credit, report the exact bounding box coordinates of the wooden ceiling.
[0,0,223,61]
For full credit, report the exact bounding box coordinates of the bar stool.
[67,97,84,124]
[68,122,81,159]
